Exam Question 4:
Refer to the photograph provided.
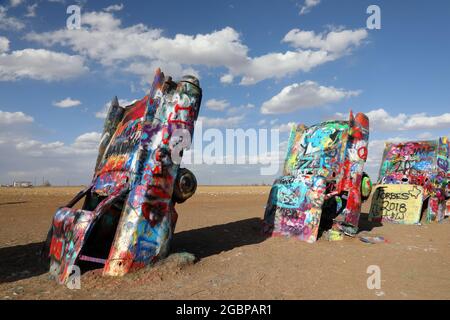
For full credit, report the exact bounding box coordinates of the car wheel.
[173,168,197,203]
[360,172,372,201]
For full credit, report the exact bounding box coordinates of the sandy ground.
[0,186,449,300]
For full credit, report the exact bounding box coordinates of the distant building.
[13,181,33,188]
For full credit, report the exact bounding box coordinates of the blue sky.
[0,0,449,185]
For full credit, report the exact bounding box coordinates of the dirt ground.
[0,186,449,300]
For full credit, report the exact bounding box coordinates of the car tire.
[173,168,197,203]
[360,172,372,201]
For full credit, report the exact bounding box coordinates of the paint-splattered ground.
[0,186,449,300]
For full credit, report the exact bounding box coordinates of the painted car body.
[369,184,425,224]
[373,137,449,223]
[44,69,202,283]
[263,111,370,242]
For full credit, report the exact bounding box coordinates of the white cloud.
[10,0,24,7]
[25,10,368,85]
[237,49,333,85]
[299,0,321,15]
[26,16,239,66]
[227,103,255,115]
[72,132,102,150]
[283,28,368,54]
[400,112,450,130]
[361,109,407,131]
[205,98,230,111]
[0,110,34,125]
[16,139,64,154]
[261,81,360,114]
[205,99,255,115]
[104,3,124,12]
[15,131,101,157]
[0,6,25,30]
[95,98,136,119]
[417,132,434,140]
[0,36,9,53]
[220,73,234,84]
[274,122,296,132]
[53,97,81,108]
[124,60,199,83]
[335,108,450,131]
[197,115,245,127]
[25,3,38,17]
[0,48,88,81]
[0,131,101,184]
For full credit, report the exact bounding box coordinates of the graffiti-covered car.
[263,111,371,243]
[369,137,449,224]
[42,68,202,284]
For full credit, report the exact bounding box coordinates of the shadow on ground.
[0,215,385,284]
[172,217,267,259]
[358,213,383,232]
[0,218,267,284]
[0,242,47,284]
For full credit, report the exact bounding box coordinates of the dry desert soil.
[0,186,449,300]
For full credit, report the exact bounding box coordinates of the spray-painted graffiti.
[446,199,450,217]
[267,175,326,243]
[44,69,202,283]
[377,137,449,222]
[283,122,349,179]
[263,111,370,242]
[369,184,424,224]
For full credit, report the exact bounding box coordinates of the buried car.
[42,68,202,284]
[369,137,449,224]
[263,111,371,243]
